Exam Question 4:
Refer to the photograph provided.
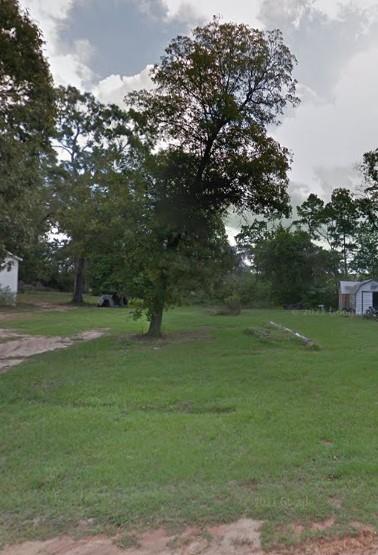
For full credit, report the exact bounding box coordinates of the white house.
[0,253,21,300]
[339,280,378,315]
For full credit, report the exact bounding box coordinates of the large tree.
[351,225,378,278]
[350,152,378,277]
[0,0,54,260]
[52,86,129,303]
[253,226,339,306]
[87,145,236,334]
[126,18,299,336]
[296,188,359,276]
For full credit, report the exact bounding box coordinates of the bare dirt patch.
[310,517,336,531]
[0,535,124,555]
[0,302,77,322]
[0,312,37,322]
[75,330,106,341]
[0,519,263,555]
[1,520,378,555]
[0,328,107,373]
[274,529,378,555]
[31,302,75,312]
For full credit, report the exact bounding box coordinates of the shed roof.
[354,279,378,294]
[5,252,22,262]
[340,279,378,294]
[339,281,361,294]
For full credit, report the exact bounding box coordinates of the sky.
[19,0,378,234]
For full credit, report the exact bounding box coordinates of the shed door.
[373,292,378,309]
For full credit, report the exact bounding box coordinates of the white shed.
[0,253,21,300]
[339,279,378,315]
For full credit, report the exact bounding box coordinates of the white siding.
[0,257,19,294]
[354,281,378,315]
[356,290,372,315]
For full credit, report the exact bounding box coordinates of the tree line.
[234,180,378,308]
[2,0,377,333]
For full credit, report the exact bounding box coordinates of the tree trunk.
[146,274,167,338]
[147,304,164,338]
[343,236,348,276]
[72,256,85,304]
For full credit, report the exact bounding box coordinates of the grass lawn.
[0,301,377,548]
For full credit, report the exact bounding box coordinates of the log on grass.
[269,321,318,348]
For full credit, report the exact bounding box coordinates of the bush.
[214,293,242,316]
[225,294,241,314]
[0,286,16,306]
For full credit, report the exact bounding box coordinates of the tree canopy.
[123,18,299,335]
[296,188,359,276]
[0,0,54,260]
[236,224,339,306]
[52,85,129,303]
[362,148,378,189]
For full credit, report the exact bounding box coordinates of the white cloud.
[163,0,374,26]
[20,0,75,51]
[274,42,378,198]
[163,0,260,25]
[49,40,95,89]
[314,0,375,18]
[21,0,74,25]
[20,0,95,88]
[94,65,154,105]
[18,0,378,208]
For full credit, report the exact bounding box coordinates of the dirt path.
[0,329,107,373]
[0,520,377,555]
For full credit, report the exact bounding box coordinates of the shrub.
[225,294,241,314]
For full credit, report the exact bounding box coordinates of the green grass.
[0,301,377,547]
